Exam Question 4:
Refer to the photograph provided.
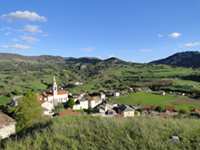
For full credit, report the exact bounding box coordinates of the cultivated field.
[170,97,200,106]
[110,92,199,109]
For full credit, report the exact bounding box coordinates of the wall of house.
[123,111,135,117]
[42,102,54,111]
[89,101,96,108]
[0,124,16,139]
[47,96,53,103]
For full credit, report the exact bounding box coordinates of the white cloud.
[117,50,130,53]
[141,49,152,52]
[168,32,182,38]
[180,42,200,47]
[98,56,101,59]
[42,33,48,36]
[20,36,39,43]
[80,47,94,52]
[172,49,178,51]
[158,34,163,37]
[105,55,115,58]
[0,10,47,22]
[4,32,11,36]
[12,38,18,42]
[23,25,42,33]
[1,44,32,50]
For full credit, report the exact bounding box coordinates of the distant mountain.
[151,51,200,68]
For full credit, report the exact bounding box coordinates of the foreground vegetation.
[1,115,200,150]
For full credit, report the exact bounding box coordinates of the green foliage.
[54,104,64,112]
[66,98,75,109]
[155,105,165,112]
[13,91,43,128]
[134,110,139,115]
[137,108,143,113]
[179,108,191,114]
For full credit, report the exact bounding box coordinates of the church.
[37,76,68,106]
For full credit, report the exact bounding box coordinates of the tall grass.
[1,115,200,150]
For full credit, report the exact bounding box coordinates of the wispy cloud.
[180,42,200,47]
[172,49,178,51]
[1,44,32,50]
[42,33,49,36]
[80,47,94,52]
[158,34,163,37]
[140,49,152,52]
[23,25,42,33]
[168,32,182,38]
[13,36,39,43]
[0,10,47,22]
[117,50,130,53]
[4,32,11,36]
[105,55,115,58]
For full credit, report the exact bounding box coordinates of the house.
[118,105,135,117]
[190,109,200,114]
[142,105,156,111]
[37,76,68,106]
[86,97,96,108]
[73,82,83,85]
[73,97,89,110]
[113,92,120,97]
[134,88,141,92]
[131,105,142,110]
[96,102,113,113]
[72,93,84,101]
[107,101,118,107]
[159,91,165,95]
[99,92,106,100]
[58,109,79,116]
[40,101,54,115]
[0,112,17,139]
[106,109,116,115]
[183,84,195,88]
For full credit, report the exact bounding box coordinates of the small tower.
[52,76,58,106]
[53,76,57,96]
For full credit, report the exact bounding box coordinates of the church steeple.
[53,76,57,97]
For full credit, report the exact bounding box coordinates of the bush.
[66,98,75,109]
[137,108,143,113]
[155,106,165,112]
[54,104,64,112]
[134,111,139,115]
[179,108,191,114]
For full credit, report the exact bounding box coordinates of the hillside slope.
[1,115,200,150]
[151,51,200,68]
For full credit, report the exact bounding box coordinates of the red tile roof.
[165,107,175,111]
[193,109,200,114]
[142,105,156,109]
[37,94,44,99]
[86,97,95,101]
[58,110,79,116]
[57,91,68,95]
[40,100,46,104]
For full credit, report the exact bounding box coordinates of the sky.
[1,0,200,63]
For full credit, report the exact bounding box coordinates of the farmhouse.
[118,105,135,117]
[37,76,68,106]
[73,97,89,110]
[0,112,17,139]
[142,105,156,111]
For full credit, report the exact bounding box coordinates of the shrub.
[155,106,165,112]
[179,108,191,114]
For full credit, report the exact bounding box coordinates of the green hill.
[151,51,200,68]
[1,115,200,150]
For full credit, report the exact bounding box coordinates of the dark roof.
[118,105,134,112]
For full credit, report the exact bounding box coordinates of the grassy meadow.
[110,92,200,110]
[1,115,200,150]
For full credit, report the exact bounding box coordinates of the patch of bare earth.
[170,97,200,106]
[92,76,113,83]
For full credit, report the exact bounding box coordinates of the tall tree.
[66,97,75,109]
[13,91,43,127]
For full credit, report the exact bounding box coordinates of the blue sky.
[1,0,200,62]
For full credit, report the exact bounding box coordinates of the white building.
[113,92,120,97]
[73,82,83,85]
[0,112,16,139]
[73,97,89,110]
[37,76,68,106]
[40,101,54,115]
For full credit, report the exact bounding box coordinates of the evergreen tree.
[67,97,75,109]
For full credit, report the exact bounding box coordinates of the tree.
[137,108,143,113]
[155,106,165,112]
[66,97,75,109]
[13,91,43,128]
[134,111,139,116]
[179,108,191,114]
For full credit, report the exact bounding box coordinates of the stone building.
[0,112,16,139]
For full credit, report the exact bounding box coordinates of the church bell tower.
[52,76,58,106]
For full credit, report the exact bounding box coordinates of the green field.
[111,92,199,109]
[0,96,11,105]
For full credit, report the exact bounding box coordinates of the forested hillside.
[151,51,200,68]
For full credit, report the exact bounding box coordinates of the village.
[1,76,200,140]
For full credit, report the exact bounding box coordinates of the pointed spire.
[53,76,56,83]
